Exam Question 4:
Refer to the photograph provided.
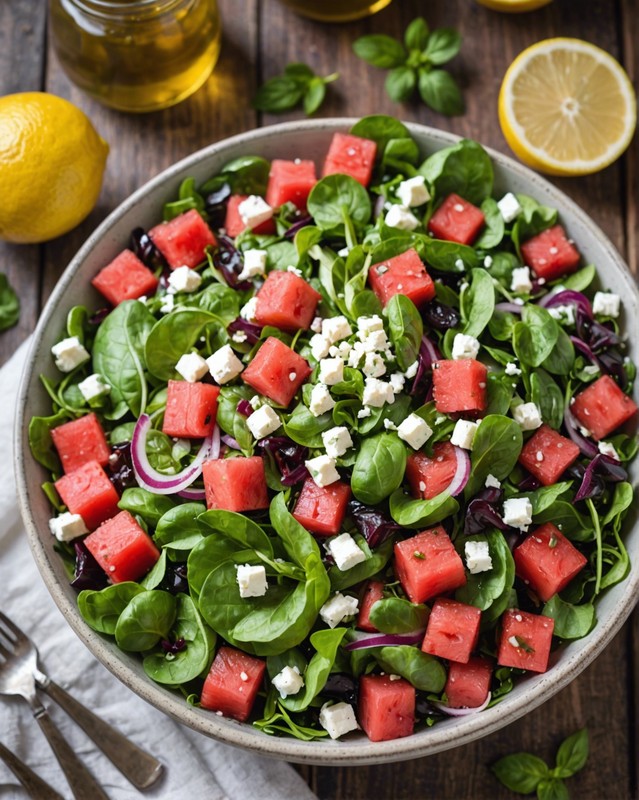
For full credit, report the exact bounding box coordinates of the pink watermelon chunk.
[149,209,217,270]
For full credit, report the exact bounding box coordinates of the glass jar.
[276,0,393,23]
[49,0,221,113]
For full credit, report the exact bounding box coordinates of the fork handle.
[41,678,163,790]
[0,740,64,800]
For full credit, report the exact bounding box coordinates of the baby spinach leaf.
[198,560,261,652]
[284,402,333,447]
[456,530,515,624]
[155,503,207,552]
[351,433,407,505]
[199,508,274,556]
[328,539,394,592]
[78,582,146,635]
[474,198,505,250]
[140,550,167,590]
[542,596,595,640]
[115,590,177,652]
[416,237,479,272]
[118,488,177,527]
[486,373,516,416]
[419,139,493,206]
[513,305,558,368]
[351,116,412,152]
[202,156,271,196]
[461,268,495,338]
[385,294,423,371]
[192,283,240,323]
[369,597,428,634]
[561,265,596,292]
[144,308,221,381]
[217,385,254,454]
[66,305,90,344]
[465,415,523,498]
[28,410,70,472]
[533,501,592,541]
[307,175,372,234]
[511,196,557,253]
[521,482,572,515]
[489,308,517,342]
[389,489,458,528]
[376,646,446,693]
[530,369,564,429]
[279,628,347,712]
[187,535,252,602]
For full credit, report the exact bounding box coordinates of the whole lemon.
[0,93,109,244]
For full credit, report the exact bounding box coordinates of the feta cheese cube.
[348,341,365,369]
[272,666,304,699]
[319,593,359,628]
[385,204,419,231]
[397,413,432,450]
[361,329,388,352]
[357,406,372,419]
[403,362,418,380]
[363,352,386,378]
[598,441,620,460]
[305,454,340,487]
[510,266,533,294]
[512,402,543,431]
[309,384,335,417]
[362,377,394,408]
[322,426,353,459]
[327,533,367,571]
[51,337,90,373]
[78,373,110,402]
[167,265,202,294]
[357,315,384,337]
[240,296,259,322]
[322,315,352,344]
[236,564,268,598]
[48,512,88,542]
[547,304,575,326]
[397,175,430,208]
[206,345,244,384]
[505,362,522,376]
[451,419,479,450]
[452,333,480,361]
[237,249,268,281]
[389,372,406,394]
[502,497,533,531]
[319,357,344,386]
[465,540,493,574]
[319,701,359,739]
[332,341,352,361]
[246,405,281,440]
[593,292,620,318]
[159,293,175,314]
[485,474,501,489]
[238,195,273,230]
[497,192,523,223]
[175,353,209,383]
[310,333,332,361]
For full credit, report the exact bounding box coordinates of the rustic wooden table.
[2,0,638,797]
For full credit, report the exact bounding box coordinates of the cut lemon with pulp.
[476,0,552,11]
[499,38,636,176]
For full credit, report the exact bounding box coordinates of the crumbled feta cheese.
[322,315,352,344]
[237,249,267,281]
[593,292,620,318]
[583,365,600,377]
[287,265,303,277]
[396,175,430,208]
[548,304,575,326]
[497,192,522,223]
[389,372,405,394]
[505,362,522,376]
[510,266,532,294]
[238,195,273,229]
[311,316,323,333]
[361,330,388,353]
[309,384,335,417]
[319,701,359,739]
[175,353,209,383]
[357,315,384,336]
[310,333,332,361]
[363,352,386,378]
[484,255,493,268]
[167,265,202,293]
[455,258,465,271]
[598,441,620,460]
[512,402,543,431]
[236,564,268,598]
[383,419,397,430]
[451,419,479,450]
[404,361,419,379]
[206,345,244,384]
[465,540,493,574]
[319,593,359,628]
[334,341,352,360]
[240,296,258,322]
[385,204,419,231]
[397,413,432,450]
[485,474,501,489]
[246,405,281,440]
[305,455,340,487]
[48,512,88,542]
[327,533,367,571]
[362,377,394,408]
[51,337,90,373]
[452,333,480,361]
[337,246,351,258]
[78,373,110,402]
[159,293,175,314]
[348,340,365,369]
[357,406,372,419]
[272,666,304,699]
[249,395,261,410]
[502,497,533,531]
[322,426,353,459]
[319,357,344,386]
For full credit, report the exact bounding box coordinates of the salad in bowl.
[20,115,638,760]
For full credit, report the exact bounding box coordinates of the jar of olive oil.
[49,0,221,112]
[276,0,393,22]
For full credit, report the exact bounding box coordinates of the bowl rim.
[14,117,639,765]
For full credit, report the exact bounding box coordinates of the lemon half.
[499,38,636,176]
[476,0,552,12]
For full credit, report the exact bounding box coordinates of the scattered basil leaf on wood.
[0,273,20,333]
[254,62,339,115]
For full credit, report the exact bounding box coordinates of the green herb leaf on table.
[0,273,20,332]
[254,63,339,116]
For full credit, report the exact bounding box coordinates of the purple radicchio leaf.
[348,500,401,549]
[258,436,309,486]
[70,541,108,592]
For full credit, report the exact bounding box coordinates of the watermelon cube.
[445,656,492,709]
[406,442,458,500]
[149,209,217,270]
[323,133,377,187]
[255,270,322,332]
[427,194,485,246]
[357,580,385,633]
[84,510,160,584]
[91,249,159,306]
[497,608,554,673]
[521,225,580,281]
[518,424,580,486]
[368,248,436,309]
[242,337,312,407]
[266,159,317,209]
[292,478,351,536]
[358,675,415,742]
[571,375,637,440]
[432,359,488,414]
[394,527,466,604]
[54,460,120,531]
[200,646,266,721]
[202,455,269,512]
[225,195,276,238]
[51,413,111,474]
[421,598,481,664]
[514,523,588,602]
[162,380,220,438]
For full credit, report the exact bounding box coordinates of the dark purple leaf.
[573,454,626,502]
[161,564,189,595]
[598,348,628,390]
[575,307,621,352]
[214,235,252,290]
[205,182,232,229]
[348,500,401,549]
[284,215,314,239]
[107,442,136,494]
[464,490,509,536]
[258,436,309,486]
[321,673,358,706]
[518,474,541,492]
[88,307,111,326]
[410,335,440,397]
[70,541,108,592]
[131,227,170,272]
[228,317,263,345]
[539,289,593,318]
[160,637,187,655]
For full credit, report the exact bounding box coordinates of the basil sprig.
[353,17,463,116]
[0,273,20,332]
[253,63,339,116]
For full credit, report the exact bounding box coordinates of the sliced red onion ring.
[570,335,603,371]
[177,486,207,501]
[344,629,425,651]
[494,302,523,314]
[221,433,242,450]
[446,446,471,497]
[432,692,492,716]
[131,414,219,495]
[563,406,598,458]
[539,289,593,318]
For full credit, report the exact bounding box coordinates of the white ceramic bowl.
[15,119,639,765]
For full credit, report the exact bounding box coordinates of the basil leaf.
[423,27,462,65]
[385,66,416,102]
[351,433,407,505]
[419,139,493,206]
[0,273,20,332]
[253,76,304,112]
[304,77,326,116]
[405,17,430,51]
[555,728,589,776]
[418,68,464,116]
[284,62,314,82]
[491,753,550,794]
[353,34,407,69]
[537,779,570,800]
[542,596,595,640]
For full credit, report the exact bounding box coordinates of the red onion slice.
[432,692,492,716]
[539,289,593,318]
[494,302,524,314]
[446,446,471,497]
[131,414,219,495]
[177,486,207,501]
[344,629,425,651]
[563,406,598,458]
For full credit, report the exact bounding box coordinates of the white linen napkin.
[0,339,316,800]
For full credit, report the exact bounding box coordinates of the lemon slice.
[476,0,552,11]
[499,38,636,176]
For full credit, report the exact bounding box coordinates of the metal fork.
[0,611,163,797]
[0,739,64,800]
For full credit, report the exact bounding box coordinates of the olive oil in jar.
[49,0,221,112]
[276,0,393,22]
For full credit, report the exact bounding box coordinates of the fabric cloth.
[0,339,316,800]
